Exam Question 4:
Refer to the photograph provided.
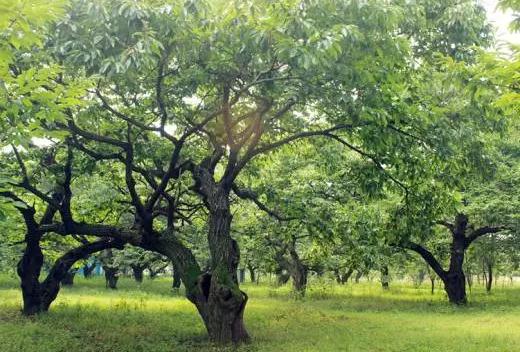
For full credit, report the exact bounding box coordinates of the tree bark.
[195,187,249,344]
[172,262,181,289]
[174,177,249,344]
[17,236,45,315]
[290,263,308,297]
[443,229,467,304]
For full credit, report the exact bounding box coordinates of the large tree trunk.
[288,248,307,297]
[172,181,249,344]
[443,271,466,304]
[442,235,467,304]
[17,236,45,315]
[172,262,181,289]
[196,188,249,344]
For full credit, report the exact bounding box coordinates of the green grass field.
[1,275,519,352]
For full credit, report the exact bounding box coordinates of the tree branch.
[231,184,296,221]
[465,225,507,247]
[403,241,446,279]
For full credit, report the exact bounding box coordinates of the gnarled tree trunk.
[18,234,45,315]
[19,237,121,314]
[156,182,250,344]
[194,187,249,344]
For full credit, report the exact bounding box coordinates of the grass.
[1,274,519,351]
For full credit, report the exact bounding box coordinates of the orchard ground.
[1,275,519,352]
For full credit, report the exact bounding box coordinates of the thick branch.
[404,241,446,279]
[465,226,507,247]
[436,220,455,233]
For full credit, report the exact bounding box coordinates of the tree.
[32,0,423,343]
[1,0,513,345]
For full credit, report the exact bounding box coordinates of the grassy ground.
[1,274,519,352]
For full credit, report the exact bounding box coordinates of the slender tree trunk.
[408,213,505,305]
[486,261,493,293]
[355,270,363,283]
[430,277,435,294]
[238,268,245,283]
[381,266,390,290]
[247,264,255,283]
[288,245,307,297]
[334,269,342,284]
[82,262,96,278]
[342,268,354,284]
[466,271,473,293]
[104,267,118,289]
[132,266,144,283]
